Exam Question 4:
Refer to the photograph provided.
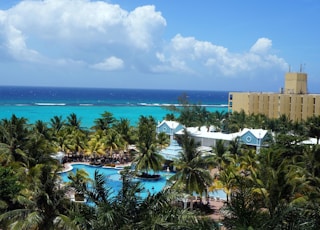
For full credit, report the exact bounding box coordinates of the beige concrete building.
[228,72,320,121]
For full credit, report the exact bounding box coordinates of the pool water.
[60,164,226,200]
[60,164,174,198]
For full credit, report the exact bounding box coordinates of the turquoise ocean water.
[0,86,229,128]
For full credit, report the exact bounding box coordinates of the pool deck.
[59,162,132,173]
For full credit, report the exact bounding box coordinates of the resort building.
[156,120,184,142]
[238,128,272,154]
[156,120,271,160]
[228,72,320,121]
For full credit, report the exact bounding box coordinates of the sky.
[0,0,319,92]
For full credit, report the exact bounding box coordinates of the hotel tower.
[228,72,320,121]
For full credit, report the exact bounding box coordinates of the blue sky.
[0,0,319,92]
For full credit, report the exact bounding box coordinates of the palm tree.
[92,111,116,131]
[64,128,87,159]
[112,169,145,228]
[113,118,132,144]
[32,120,51,139]
[0,165,23,212]
[157,132,170,149]
[211,139,228,170]
[104,128,123,158]
[169,93,205,127]
[164,113,175,121]
[209,111,227,132]
[0,164,77,230]
[246,113,268,129]
[134,143,164,175]
[222,174,265,229]
[74,169,218,229]
[305,115,320,144]
[82,170,120,229]
[178,105,200,127]
[67,169,91,201]
[66,113,82,130]
[293,145,320,204]
[252,147,308,219]
[294,145,320,179]
[24,129,56,168]
[51,129,70,153]
[134,116,164,177]
[239,149,259,177]
[49,115,66,136]
[171,130,212,198]
[226,110,247,133]
[85,131,106,164]
[274,114,293,134]
[0,115,29,165]
[133,189,217,229]
[228,137,241,155]
[210,164,237,203]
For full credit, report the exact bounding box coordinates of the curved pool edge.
[58,163,74,173]
[58,162,132,174]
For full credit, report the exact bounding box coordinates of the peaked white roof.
[240,128,268,139]
[157,120,182,130]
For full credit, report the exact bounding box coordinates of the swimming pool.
[60,163,226,200]
[60,164,175,197]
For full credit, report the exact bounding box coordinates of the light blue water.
[60,164,226,200]
[60,164,174,197]
[0,104,181,127]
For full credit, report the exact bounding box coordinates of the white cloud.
[153,35,287,77]
[91,56,124,71]
[0,0,166,63]
[0,0,287,84]
[250,37,272,54]
[5,25,43,62]
[126,5,166,50]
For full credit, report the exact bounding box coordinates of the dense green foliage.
[1,103,320,229]
[0,113,217,229]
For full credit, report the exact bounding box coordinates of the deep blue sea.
[0,86,228,128]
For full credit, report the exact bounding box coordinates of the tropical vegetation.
[1,99,320,229]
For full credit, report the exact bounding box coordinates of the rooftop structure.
[284,72,307,94]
